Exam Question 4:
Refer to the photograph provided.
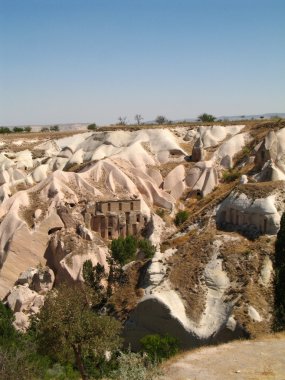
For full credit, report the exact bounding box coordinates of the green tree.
[155,115,167,125]
[13,127,24,132]
[274,212,285,330]
[87,123,97,131]
[50,125,59,131]
[24,126,32,132]
[197,113,216,122]
[35,283,121,380]
[0,127,11,134]
[111,236,138,265]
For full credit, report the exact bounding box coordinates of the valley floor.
[158,334,285,380]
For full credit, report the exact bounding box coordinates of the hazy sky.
[0,0,284,126]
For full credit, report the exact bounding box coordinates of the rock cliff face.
[0,120,284,345]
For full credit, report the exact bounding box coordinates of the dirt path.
[158,336,285,380]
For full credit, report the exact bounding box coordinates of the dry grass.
[167,229,216,322]
[236,180,285,199]
[219,234,275,337]
[111,260,149,321]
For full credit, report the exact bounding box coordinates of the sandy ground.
[158,335,285,380]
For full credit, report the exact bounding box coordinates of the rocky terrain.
[0,119,285,344]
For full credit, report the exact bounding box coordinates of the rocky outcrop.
[6,266,54,331]
[191,137,205,162]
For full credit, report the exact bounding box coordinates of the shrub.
[174,210,189,226]
[222,169,240,183]
[111,350,157,380]
[50,125,59,131]
[41,127,50,132]
[197,113,216,122]
[13,127,24,133]
[0,127,11,134]
[111,236,138,265]
[138,239,156,259]
[156,208,165,218]
[140,334,179,363]
[24,126,31,132]
[155,115,167,124]
[87,123,97,131]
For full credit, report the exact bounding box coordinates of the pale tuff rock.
[248,306,263,322]
[239,175,248,184]
[259,256,273,287]
[124,241,243,350]
[216,192,281,235]
[7,285,38,313]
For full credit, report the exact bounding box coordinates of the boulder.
[7,285,37,313]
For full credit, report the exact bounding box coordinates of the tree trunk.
[72,344,88,380]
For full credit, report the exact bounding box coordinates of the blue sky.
[0,0,284,125]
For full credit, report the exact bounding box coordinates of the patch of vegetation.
[0,127,12,134]
[87,123,97,131]
[140,334,179,363]
[174,210,189,226]
[222,168,240,183]
[197,113,216,122]
[110,236,155,265]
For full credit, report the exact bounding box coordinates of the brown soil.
[111,260,149,321]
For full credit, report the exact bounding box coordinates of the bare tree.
[118,116,127,126]
[134,114,143,125]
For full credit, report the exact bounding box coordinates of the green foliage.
[197,113,216,122]
[111,236,138,265]
[0,127,12,134]
[24,126,32,132]
[110,350,158,380]
[274,212,285,330]
[50,125,59,131]
[111,236,156,265]
[13,127,24,132]
[138,239,156,259]
[222,169,240,183]
[140,334,179,363]
[35,283,121,379]
[0,301,16,345]
[174,210,189,226]
[87,123,97,131]
[155,115,167,124]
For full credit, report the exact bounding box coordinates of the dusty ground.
[158,334,285,380]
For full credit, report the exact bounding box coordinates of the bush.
[222,169,240,183]
[13,127,24,133]
[174,210,189,226]
[197,113,216,122]
[0,127,11,134]
[138,239,156,259]
[24,126,31,132]
[50,125,59,132]
[41,127,50,132]
[110,350,158,380]
[111,236,138,265]
[140,334,179,363]
[87,123,97,131]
